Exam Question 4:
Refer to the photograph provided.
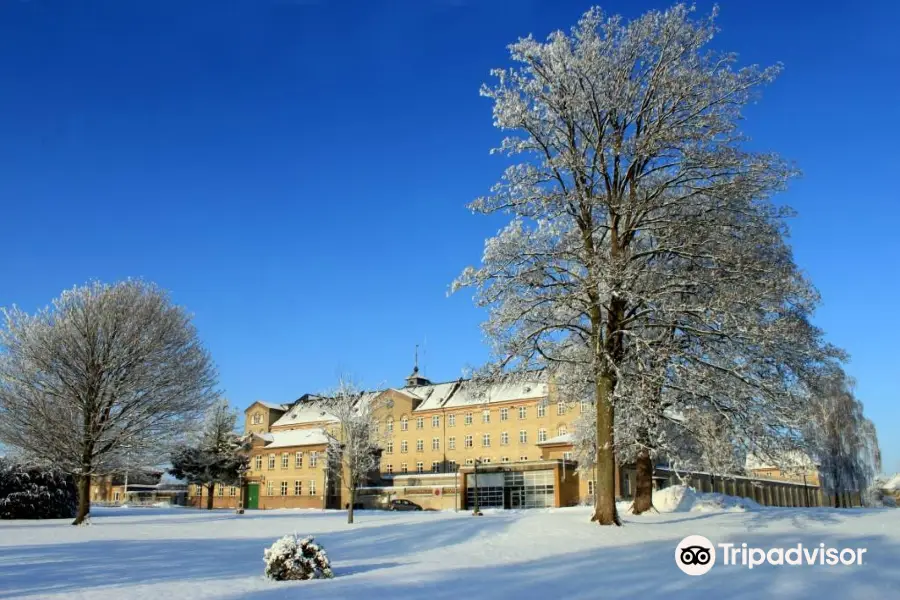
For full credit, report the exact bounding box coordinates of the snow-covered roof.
[537,433,573,446]
[271,397,338,428]
[262,428,332,449]
[411,379,547,411]
[745,451,817,471]
[882,474,900,491]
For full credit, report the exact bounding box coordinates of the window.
[310,452,318,468]
[281,453,289,469]
[448,436,456,450]
[563,451,573,461]
[386,440,394,454]
[482,458,492,464]
[400,462,408,474]
[465,458,474,466]
[500,407,509,421]
[431,461,440,473]
[588,480,595,496]
[266,481,274,496]
[482,433,491,448]
[254,455,262,470]
[295,451,303,468]
[538,428,547,442]
[230,486,236,496]
[580,399,591,413]
[416,439,424,452]
[294,480,302,495]
[519,430,528,444]
[520,456,528,462]
[464,412,473,425]
[501,457,510,463]
[387,417,394,433]
[448,414,456,427]
[448,460,458,472]
[218,486,224,496]
[482,409,491,424]
[432,437,440,450]
[432,415,440,428]
[557,425,568,436]
[537,400,547,418]
[268,454,276,470]
[500,431,509,446]
[557,402,566,416]
[385,464,393,474]
[252,413,262,425]
[309,480,316,495]
[464,435,473,448]
[518,406,527,420]
[416,462,424,474]
[400,416,408,431]
[281,481,288,496]
[416,417,424,430]
[401,440,408,453]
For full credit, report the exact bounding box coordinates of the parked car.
[388,499,422,511]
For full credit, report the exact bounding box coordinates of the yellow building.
[187,366,824,511]
[225,368,605,510]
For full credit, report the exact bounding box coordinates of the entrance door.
[246,483,259,509]
[510,488,523,509]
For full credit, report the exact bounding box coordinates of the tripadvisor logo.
[675,536,868,575]
[675,535,716,576]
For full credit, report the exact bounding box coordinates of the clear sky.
[1,1,897,472]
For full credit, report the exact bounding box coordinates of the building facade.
[188,367,829,510]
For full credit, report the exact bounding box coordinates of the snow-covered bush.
[263,534,334,581]
[0,459,77,520]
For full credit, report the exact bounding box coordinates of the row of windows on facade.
[252,451,320,471]
[381,452,573,475]
[386,401,589,433]
[384,426,568,454]
[191,481,319,497]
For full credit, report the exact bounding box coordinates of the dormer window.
[251,413,262,425]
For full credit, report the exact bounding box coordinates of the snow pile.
[628,485,760,514]
[882,474,900,491]
[263,534,334,581]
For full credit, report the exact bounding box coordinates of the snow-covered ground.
[1,499,898,599]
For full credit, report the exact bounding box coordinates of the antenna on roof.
[423,335,427,378]
[414,344,419,373]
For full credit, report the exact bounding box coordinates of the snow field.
[0,502,898,599]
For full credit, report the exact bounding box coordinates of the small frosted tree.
[169,398,248,509]
[324,377,386,524]
[0,280,218,524]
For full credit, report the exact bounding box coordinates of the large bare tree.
[0,280,218,524]
[454,5,795,524]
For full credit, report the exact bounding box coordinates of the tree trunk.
[631,447,654,515]
[591,373,621,525]
[206,483,215,510]
[72,472,91,525]
[348,487,355,524]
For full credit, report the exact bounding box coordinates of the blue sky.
[1,1,897,472]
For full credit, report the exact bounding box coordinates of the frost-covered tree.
[168,398,248,510]
[804,367,881,507]
[454,4,796,525]
[323,377,386,524]
[0,280,218,524]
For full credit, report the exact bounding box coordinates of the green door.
[247,483,259,509]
